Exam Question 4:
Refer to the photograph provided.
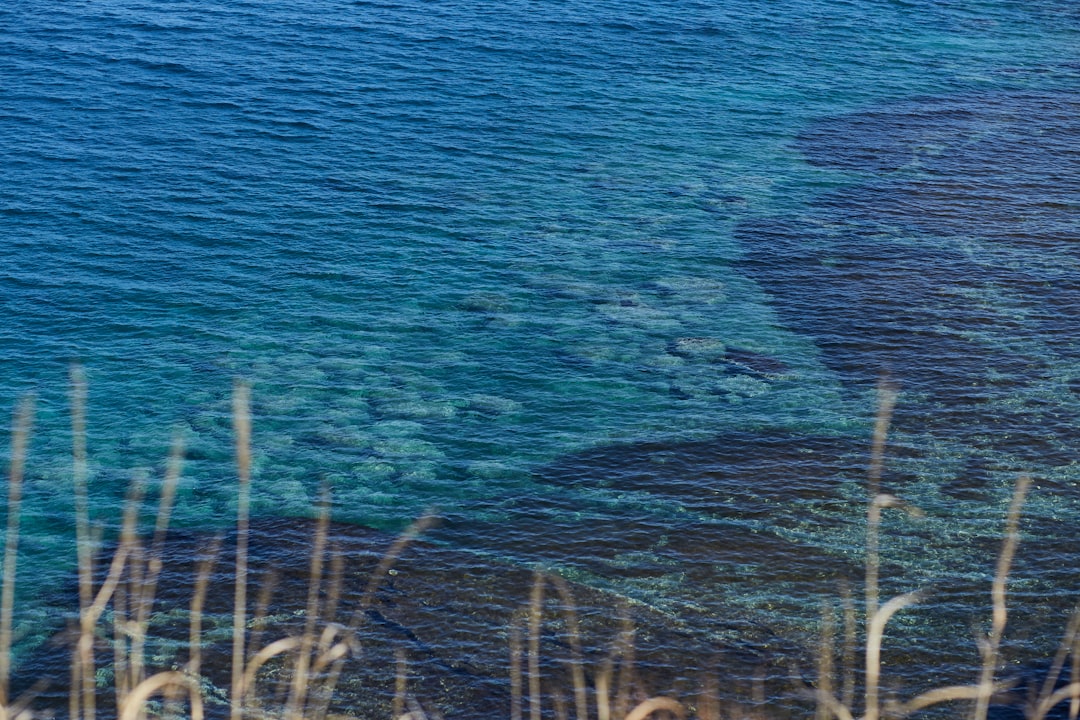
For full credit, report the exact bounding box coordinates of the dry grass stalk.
[0,395,34,713]
[696,666,719,720]
[5,379,703,720]
[113,562,130,704]
[393,648,408,719]
[596,659,612,720]
[866,377,897,505]
[309,511,437,718]
[851,379,921,720]
[284,485,331,720]
[68,367,90,591]
[249,566,282,668]
[813,689,855,720]
[69,365,93,720]
[527,571,544,720]
[1035,605,1080,718]
[231,380,252,720]
[622,697,685,720]
[1032,683,1080,720]
[514,574,697,720]
[752,667,766,708]
[815,600,835,720]
[864,377,897,635]
[547,576,588,720]
[356,514,439,622]
[808,471,1040,720]
[187,535,222,682]
[1041,605,1080,720]
[886,680,1011,718]
[323,545,345,637]
[553,687,569,720]
[839,581,856,712]
[510,614,524,720]
[1072,634,1080,720]
[972,473,1031,720]
[128,435,184,686]
[110,436,184,718]
[227,485,362,720]
[74,479,145,720]
[863,590,921,720]
[613,605,637,720]
[66,386,204,720]
[118,671,202,720]
[805,383,1047,720]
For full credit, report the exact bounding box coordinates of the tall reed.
[0,371,1076,720]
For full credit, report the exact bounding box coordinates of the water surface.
[1,0,1078,700]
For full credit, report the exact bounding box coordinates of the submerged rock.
[720,347,790,380]
[667,336,727,361]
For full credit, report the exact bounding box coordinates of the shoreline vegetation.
[0,369,1078,719]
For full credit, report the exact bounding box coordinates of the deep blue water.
[1,0,1079,684]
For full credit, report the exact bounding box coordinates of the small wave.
[114,55,199,75]
[317,177,366,193]
[244,128,318,143]
[0,207,49,218]
[124,19,203,34]
[178,99,243,110]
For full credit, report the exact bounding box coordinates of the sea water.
[1,0,1079,687]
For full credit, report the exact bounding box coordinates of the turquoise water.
[2,0,1079,680]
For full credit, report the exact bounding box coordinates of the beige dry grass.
[0,371,1076,720]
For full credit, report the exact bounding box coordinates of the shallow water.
[1,0,1079,703]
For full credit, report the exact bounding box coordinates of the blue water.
[1,0,1079,678]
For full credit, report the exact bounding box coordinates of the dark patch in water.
[736,94,1080,471]
[424,430,871,669]
[733,244,1063,458]
[668,384,694,399]
[319,176,366,193]
[13,518,806,719]
[706,92,1080,695]
[797,92,1080,252]
[721,347,789,378]
[694,92,1080,695]
[737,216,1049,388]
[799,92,1079,170]
[535,430,863,517]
